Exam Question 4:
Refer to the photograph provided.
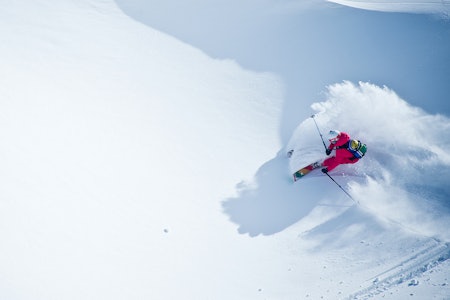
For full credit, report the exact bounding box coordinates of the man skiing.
[321,130,364,173]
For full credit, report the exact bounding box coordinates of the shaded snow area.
[0,1,449,300]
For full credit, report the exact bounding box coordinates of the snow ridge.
[328,0,450,16]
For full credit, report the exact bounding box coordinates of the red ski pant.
[322,149,358,172]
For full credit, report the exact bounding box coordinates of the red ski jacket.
[323,132,359,171]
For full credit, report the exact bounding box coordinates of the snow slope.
[287,81,450,241]
[0,1,449,299]
[116,0,450,139]
[328,0,450,15]
[0,1,283,299]
[226,82,450,298]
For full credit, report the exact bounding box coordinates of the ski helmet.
[349,139,361,151]
[328,130,340,143]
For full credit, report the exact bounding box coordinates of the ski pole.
[324,172,358,204]
[311,114,327,151]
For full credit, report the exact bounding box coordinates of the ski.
[293,161,322,182]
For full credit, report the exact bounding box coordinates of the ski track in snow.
[2,1,450,299]
[286,81,450,298]
[346,240,450,299]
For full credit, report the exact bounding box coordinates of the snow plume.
[288,81,450,240]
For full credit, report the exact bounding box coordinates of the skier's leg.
[322,156,340,172]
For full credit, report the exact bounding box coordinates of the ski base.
[293,161,322,182]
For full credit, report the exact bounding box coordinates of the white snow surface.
[328,0,450,15]
[0,1,449,300]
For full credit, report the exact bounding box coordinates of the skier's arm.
[334,132,351,148]
[326,132,350,155]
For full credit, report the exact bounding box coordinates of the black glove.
[326,149,332,155]
[287,149,293,158]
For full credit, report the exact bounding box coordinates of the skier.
[321,130,365,173]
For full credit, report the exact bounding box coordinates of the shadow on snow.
[222,151,329,236]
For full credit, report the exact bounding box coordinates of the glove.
[287,150,293,158]
[326,149,332,155]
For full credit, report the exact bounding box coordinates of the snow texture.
[0,1,449,300]
[328,0,450,16]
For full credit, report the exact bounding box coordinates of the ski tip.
[293,171,304,182]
